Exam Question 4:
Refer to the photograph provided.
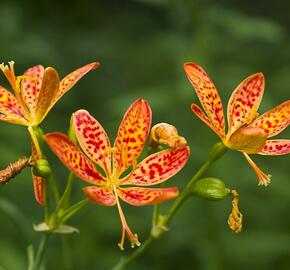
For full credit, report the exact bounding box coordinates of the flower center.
[225,126,267,154]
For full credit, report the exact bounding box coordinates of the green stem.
[30,233,50,270]
[111,236,154,270]
[58,199,89,224]
[111,142,227,270]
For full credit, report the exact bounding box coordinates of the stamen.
[0,61,17,91]
[243,153,271,186]
[0,156,33,184]
[113,186,141,250]
[227,189,243,234]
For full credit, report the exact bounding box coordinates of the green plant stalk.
[29,233,50,270]
[111,142,227,270]
[58,199,89,224]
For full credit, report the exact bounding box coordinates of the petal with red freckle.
[249,100,290,138]
[259,139,290,155]
[21,65,44,116]
[113,98,152,173]
[72,110,111,174]
[0,86,28,125]
[184,63,225,139]
[122,147,190,186]
[118,187,179,206]
[44,132,105,185]
[31,140,45,205]
[227,73,265,137]
[34,68,60,124]
[191,103,222,138]
[47,62,100,113]
[83,186,116,206]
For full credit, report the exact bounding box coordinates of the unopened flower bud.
[149,123,187,149]
[33,159,52,177]
[68,119,77,144]
[191,177,229,201]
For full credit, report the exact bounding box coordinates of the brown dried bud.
[227,189,243,234]
[149,123,187,149]
[0,156,33,184]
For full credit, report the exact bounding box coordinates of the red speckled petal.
[259,139,290,155]
[47,62,100,113]
[123,146,190,186]
[113,99,152,173]
[191,103,223,138]
[83,186,116,206]
[34,68,60,124]
[118,187,179,206]
[44,132,105,185]
[31,140,45,205]
[21,65,44,116]
[72,110,111,174]
[0,86,28,125]
[249,100,290,138]
[184,63,225,139]
[227,73,265,137]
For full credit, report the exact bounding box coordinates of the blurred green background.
[0,0,289,269]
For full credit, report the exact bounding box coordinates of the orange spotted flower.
[184,63,290,186]
[44,99,190,249]
[0,61,99,203]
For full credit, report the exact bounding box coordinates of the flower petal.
[259,139,290,155]
[83,186,116,206]
[191,103,222,138]
[226,126,267,154]
[44,132,105,185]
[227,73,265,137]
[113,99,152,173]
[118,187,179,206]
[243,153,271,186]
[21,65,44,117]
[72,109,111,174]
[249,100,290,138]
[31,140,45,205]
[184,63,225,139]
[47,62,100,113]
[34,67,60,124]
[0,86,28,125]
[123,146,190,186]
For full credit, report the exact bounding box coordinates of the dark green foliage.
[0,0,289,269]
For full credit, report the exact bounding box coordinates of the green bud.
[68,119,77,144]
[208,141,228,162]
[191,177,229,201]
[33,159,52,177]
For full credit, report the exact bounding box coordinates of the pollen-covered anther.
[243,153,271,186]
[149,123,187,149]
[227,189,243,234]
[0,61,17,90]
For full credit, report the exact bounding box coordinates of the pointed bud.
[149,123,187,149]
[68,118,77,144]
[191,177,229,201]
